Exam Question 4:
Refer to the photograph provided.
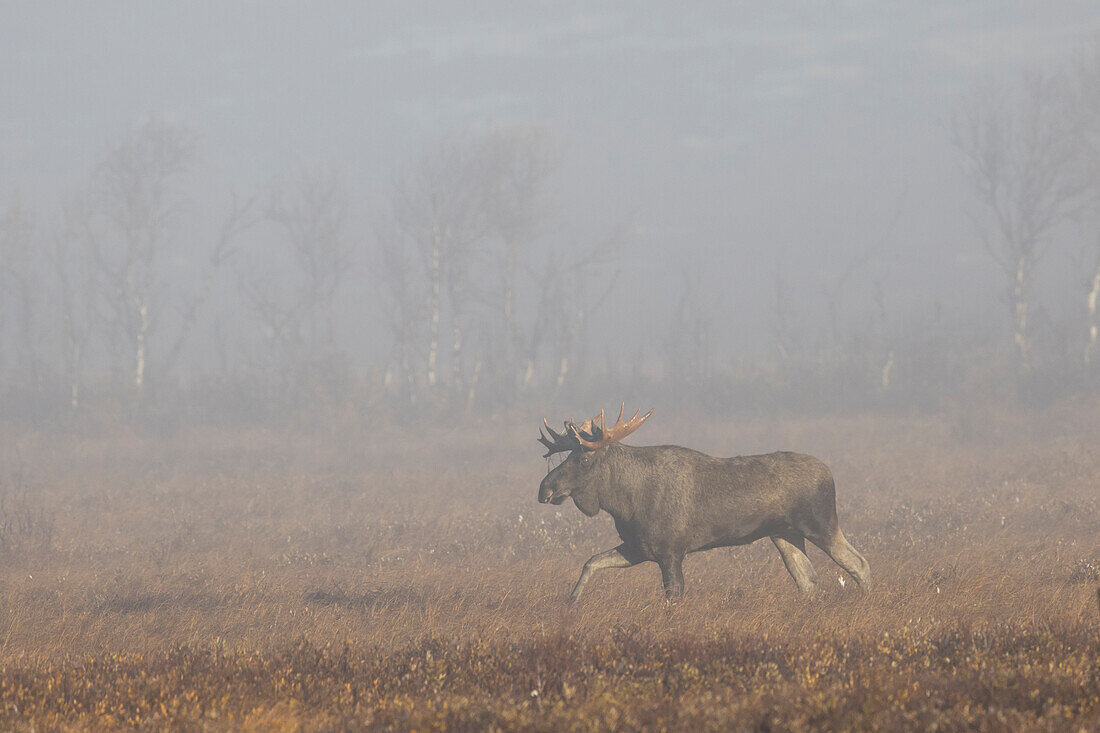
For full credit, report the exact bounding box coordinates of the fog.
[3,2,1100,421]
[4,8,1100,726]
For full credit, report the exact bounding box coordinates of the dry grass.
[0,404,1097,730]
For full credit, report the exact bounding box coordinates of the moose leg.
[658,555,685,600]
[771,534,819,594]
[812,529,871,591]
[570,545,640,603]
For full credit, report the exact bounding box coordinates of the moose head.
[536,403,653,515]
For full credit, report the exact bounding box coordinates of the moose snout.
[538,475,554,503]
[538,475,569,504]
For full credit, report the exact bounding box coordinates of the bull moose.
[537,405,870,601]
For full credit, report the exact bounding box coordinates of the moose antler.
[573,403,653,450]
[538,419,580,457]
[538,404,653,456]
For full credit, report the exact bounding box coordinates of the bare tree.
[88,117,198,399]
[384,127,615,410]
[52,197,99,411]
[1068,45,1100,366]
[392,134,493,403]
[237,261,307,383]
[232,164,351,410]
[265,164,351,353]
[83,118,257,409]
[953,73,1086,377]
[479,127,556,391]
[0,196,38,387]
[823,188,904,349]
[665,268,711,386]
[522,233,621,396]
[376,222,424,408]
[1084,236,1100,366]
[159,192,257,383]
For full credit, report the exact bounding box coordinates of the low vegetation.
[0,404,1096,730]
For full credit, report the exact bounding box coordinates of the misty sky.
[4,2,1100,363]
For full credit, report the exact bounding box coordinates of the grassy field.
[0,404,1096,730]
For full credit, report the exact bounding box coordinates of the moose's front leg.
[570,544,641,603]
[658,555,685,600]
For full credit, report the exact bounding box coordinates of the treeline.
[3,49,1100,427]
[0,121,629,425]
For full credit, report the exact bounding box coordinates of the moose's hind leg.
[812,529,870,591]
[771,534,819,594]
[658,555,685,601]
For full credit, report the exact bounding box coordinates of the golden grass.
[0,405,1096,730]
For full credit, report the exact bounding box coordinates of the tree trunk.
[0,283,4,373]
[61,303,84,412]
[450,304,464,400]
[135,300,149,394]
[425,228,442,388]
[1086,266,1100,366]
[523,359,536,391]
[54,238,83,412]
[556,355,568,389]
[69,341,82,411]
[880,351,895,392]
[14,273,36,384]
[466,354,481,413]
[401,341,416,407]
[503,243,518,397]
[448,314,462,394]
[1011,255,1031,375]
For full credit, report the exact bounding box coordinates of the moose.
[537,405,870,601]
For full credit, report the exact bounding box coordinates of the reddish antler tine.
[559,405,654,451]
[572,413,600,450]
[598,404,654,444]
